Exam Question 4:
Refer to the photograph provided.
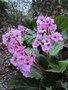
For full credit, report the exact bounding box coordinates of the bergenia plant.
[2,16,68,90]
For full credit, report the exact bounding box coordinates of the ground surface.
[0,45,16,90]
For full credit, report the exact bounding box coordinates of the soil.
[0,44,16,90]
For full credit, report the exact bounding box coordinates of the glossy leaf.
[27,66,42,79]
[41,76,51,88]
[49,62,59,71]
[55,16,68,32]
[22,18,32,30]
[62,30,68,40]
[48,61,68,73]
[41,76,56,89]
[22,18,37,30]
[23,30,36,46]
[9,72,40,90]
[58,61,68,73]
[61,82,68,90]
[50,42,63,56]
[32,19,37,30]
[37,55,48,69]
[46,87,52,90]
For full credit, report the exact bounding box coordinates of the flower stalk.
[34,61,46,74]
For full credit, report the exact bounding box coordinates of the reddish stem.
[33,61,46,74]
[46,27,49,35]
[48,52,49,64]
[32,65,45,74]
[46,27,50,63]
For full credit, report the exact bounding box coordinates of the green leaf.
[25,47,39,57]
[65,67,68,78]
[32,19,37,30]
[27,66,42,79]
[50,42,63,56]
[37,55,48,69]
[41,76,51,88]
[41,76,56,89]
[48,56,60,73]
[22,18,32,30]
[46,86,52,90]
[47,56,59,73]
[22,18,37,31]
[65,60,68,78]
[48,61,68,73]
[23,30,36,46]
[62,30,68,40]
[58,61,68,73]
[55,16,68,32]
[49,62,59,71]
[61,82,68,90]
[46,69,60,73]
[9,72,40,90]
[25,48,35,54]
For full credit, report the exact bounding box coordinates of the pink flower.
[42,35,52,43]
[45,17,54,25]
[25,28,29,33]
[20,64,31,77]
[8,45,15,53]
[2,25,36,78]
[32,38,41,50]
[52,32,63,43]
[48,24,57,34]
[20,54,35,77]
[2,32,10,46]
[21,70,30,78]
[2,29,22,54]
[16,46,25,53]
[42,42,52,52]
[36,32,42,40]
[10,52,18,67]
[17,55,25,68]
[38,23,47,33]
[18,25,24,33]
[30,52,36,60]
[33,15,63,53]
[10,45,36,77]
[7,38,22,53]
[37,15,46,26]
[42,35,52,52]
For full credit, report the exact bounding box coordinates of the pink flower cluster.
[2,28,22,53]
[2,25,35,77]
[10,46,35,77]
[33,16,63,52]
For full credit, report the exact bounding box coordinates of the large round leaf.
[22,18,32,30]
[47,61,68,73]
[27,66,42,79]
[61,82,68,90]
[58,61,68,73]
[55,16,68,32]
[50,42,63,56]
[9,72,40,90]
[37,55,48,69]
[41,76,56,90]
[22,18,37,31]
[62,30,68,40]
[23,30,36,46]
